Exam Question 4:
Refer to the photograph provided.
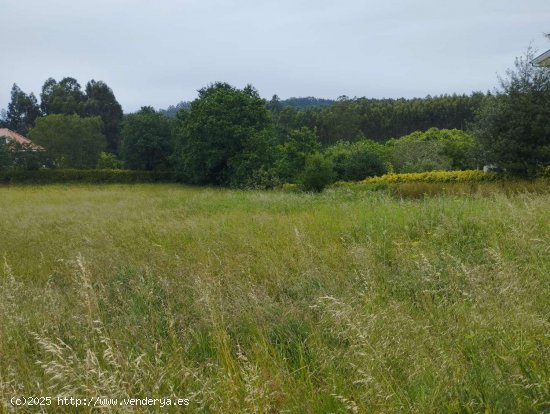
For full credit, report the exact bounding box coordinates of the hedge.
[363,170,499,184]
[331,170,499,189]
[0,169,176,184]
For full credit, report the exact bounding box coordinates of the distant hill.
[159,96,335,117]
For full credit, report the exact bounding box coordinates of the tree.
[315,96,362,145]
[325,140,389,181]
[473,49,550,175]
[29,114,106,168]
[121,107,173,170]
[83,80,124,154]
[5,84,41,135]
[174,82,275,186]
[298,153,335,192]
[40,77,86,116]
[275,127,320,182]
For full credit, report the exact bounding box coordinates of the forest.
[1,50,549,190]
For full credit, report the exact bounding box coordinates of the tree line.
[163,92,486,145]
[1,49,549,189]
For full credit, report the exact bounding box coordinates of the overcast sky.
[1,0,549,113]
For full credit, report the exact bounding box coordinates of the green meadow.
[0,184,549,412]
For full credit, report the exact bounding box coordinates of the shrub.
[325,140,389,181]
[0,169,175,185]
[388,128,478,173]
[236,167,281,190]
[97,152,122,169]
[537,164,550,178]
[0,139,11,171]
[0,139,53,171]
[275,127,320,183]
[298,153,335,192]
[363,169,498,185]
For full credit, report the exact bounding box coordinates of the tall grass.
[0,184,549,412]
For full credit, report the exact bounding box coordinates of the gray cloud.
[1,0,549,112]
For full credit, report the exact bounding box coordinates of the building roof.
[0,128,44,151]
[532,49,550,67]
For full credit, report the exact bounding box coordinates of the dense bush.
[96,152,122,169]
[387,128,478,173]
[325,139,389,181]
[0,139,53,171]
[0,169,175,184]
[0,139,11,171]
[362,170,498,184]
[298,153,335,192]
[275,127,320,183]
[537,164,550,178]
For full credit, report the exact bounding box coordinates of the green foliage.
[10,144,51,171]
[388,128,477,173]
[362,169,498,184]
[298,152,335,192]
[227,129,278,188]
[386,179,550,199]
[0,138,51,171]
[174,82,275,186]
[0,139,11,171]
[36,77,123,153]
[325,139,389,181]
[268,93,485,146]
[277,96,336,110]
[5,84,41,135]
[97,152,122,169]
[537,164,550,178]
[0,169,175,184]
[313,96,363,145]
[82,80,124,154]
[473,49,550,175]
[40,77,86,115]
[121,107,173,171]
[29,114,106,168]
[275,127,320,182]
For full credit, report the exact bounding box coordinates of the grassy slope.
[0,184,548,413]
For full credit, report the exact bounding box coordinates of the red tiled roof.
[0,128,44,151]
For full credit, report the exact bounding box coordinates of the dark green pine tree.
[5,84,41,135]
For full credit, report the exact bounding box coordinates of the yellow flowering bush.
[362,170,498,184]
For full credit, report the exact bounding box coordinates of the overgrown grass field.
[0,184,549,412]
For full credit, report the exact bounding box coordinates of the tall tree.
[174,82,275,186]
[29,114,106,168]
[40,77,85,116]
[83,80,123,153]
[473,49,550,175]
[121,107,173,170]
[5,84,41,135]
